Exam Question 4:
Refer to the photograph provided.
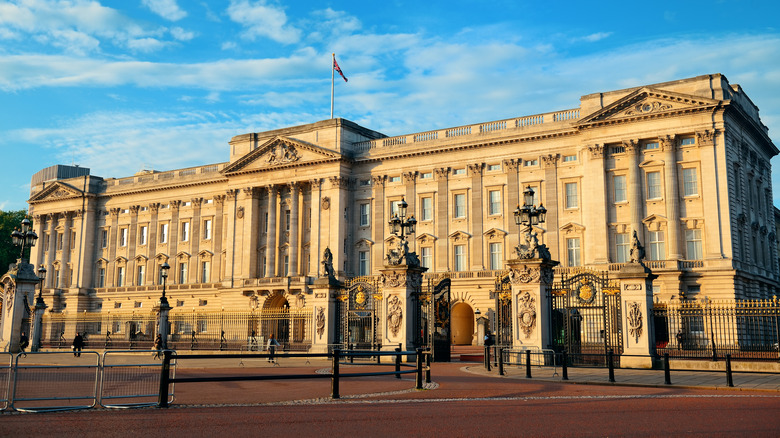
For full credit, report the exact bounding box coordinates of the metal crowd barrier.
[101,350,176,408]
[11,351,100,412]
[0,353,11,410]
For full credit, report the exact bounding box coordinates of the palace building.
[25,74,779,347]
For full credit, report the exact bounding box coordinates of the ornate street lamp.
[11,218,38,262]
[513,186,549,260]
[386,197,418,265]
[157,262,171,350]
[31,265,48,352]
[159,262,170,303]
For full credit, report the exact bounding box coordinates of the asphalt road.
[1,362,779,437]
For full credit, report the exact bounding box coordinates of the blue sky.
[1,0,779,212]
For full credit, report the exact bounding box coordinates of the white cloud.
[581,32,612,42]
[221,41,237,50]
[170,27,196,41]
[226,0,301,44]
[142,0,187,21]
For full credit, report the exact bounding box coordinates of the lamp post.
[387,197,418,265]
[157,262,171,349]
[31,265,47,352]
[11,218,38,263]
[513,186,548,260]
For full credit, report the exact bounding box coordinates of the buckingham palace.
[21,73,779,350]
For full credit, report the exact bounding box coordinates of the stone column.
[45,214,56,288]
[77,207,96,290]
[379,264,426,353]
[0,262,39,353]
[265,186,278,277]
[128,205,139,285]
[239,188,257,279]
[614,262,657,368]
[584,145,609,264]
[107,209,120,286]
[212,195,225,282]
[223,190,238,287]
[169,200,181,275]
[505,258,558,351]
[541,155,560,260]
[309,179,322,276]
[434,168,450,272]
[191,197,203,280]
[625,140,644,238]
[289,183,300,276]
[661,136,682,260]
[469,163,485,270]
[371,176,386,273]
[503,159,521,251]
[58,211,72,288]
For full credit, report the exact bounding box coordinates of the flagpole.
[330,53,335,119]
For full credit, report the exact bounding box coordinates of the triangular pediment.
[222,136,343,175]
[579,87,721,125]
[448,230,472,241]
[560,222,585,234]
[29,181,84,203]
[642,214,667,225]
[416,233,437,245]
[483,228,508,240]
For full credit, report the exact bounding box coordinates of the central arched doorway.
[262,293,290,344]
[450,303,475,345]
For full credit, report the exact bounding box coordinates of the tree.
[0,209,31,273]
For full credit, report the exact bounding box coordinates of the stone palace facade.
[26,74,779,338]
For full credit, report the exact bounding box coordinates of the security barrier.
[101,351,175,408]
[0,353,11,410]
[11,352,100,412]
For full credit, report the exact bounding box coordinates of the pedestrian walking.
[19,332,29,357]
[267,333,280,363]
[676,330,684,351]
[72,332,84,357]
[153,334,163,359]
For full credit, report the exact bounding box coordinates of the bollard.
[607,350,615,383]
[725,354,734,387]
[349,343,354,364]
[395,347,402,379]
[561,351,568,381]
[332,349,341,399]
[425,348,432,384]
[157,350,172,408]
[485,345,491,372]
[416,348,423,390]
[664,353,672,385]
[525,350,532,379]
[498,347,505,376]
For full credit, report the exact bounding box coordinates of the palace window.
[615,233,630,263]
[685,229,703,260]
[137,265,145,285]
[644,141,659,150]
[648,231,665,260]
[453,194,466,218]
[563,154,577,162]
[179,262,188,284]
[181,221,190,242]
[116,267,125,287]
[683,168,698,196]
[358,251,369,276]
[487,164,501,171]
[421,197,433,221]
[488,190,501,215]
[454,245,466,271]
[489,242,502,270]
[119,228,127,247]
[613,175,627,203]
[98,267,105,288]
[201,261,210,283]
[359,203,370,227]
[524,159,538,167]
[57,232,63,250]
[203,219,212,240]
[160,223,168,243]
[646,171,662,199]
[101,229,108,248]
[679,137,695,146]
[421,247,433,269]
[565,183,578,209]
[567,238,581,267]
[420,172,433,179]
[452,168,466,176]
[388,176,401,183]
[139,225,147,245]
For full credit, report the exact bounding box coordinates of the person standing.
[19,332,29,357]
[72,332,84,357]
[153,334,163,359]
[267,333,280,363]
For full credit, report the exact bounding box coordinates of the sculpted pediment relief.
[559,222,586,234]
[578,87,720,126]
[222,136,342,175]
[29,181,84,203]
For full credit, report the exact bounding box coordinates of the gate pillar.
[379,265,426,356]
[0,261,39,353]
[310,275,341,354]
[614,262,657,368]
[505,258,558,351]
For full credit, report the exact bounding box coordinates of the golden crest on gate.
[355,285,367,307]
[577,282,595,304]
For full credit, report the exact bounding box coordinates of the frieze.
[508,265,540,284]
[627,301,643,343]
[623,284,643,291]
[623,100,672,116]
[387,295,403,338]
[517,291,536,338]
[266,141,301,165]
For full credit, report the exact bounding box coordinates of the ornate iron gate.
[414,276,451,361]
[550,269,622,365]
[494,274,513,346]
[337,277,382,350]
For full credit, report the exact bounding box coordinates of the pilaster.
[505,258,558,351]
[379,264,426,353]
[614,262,658,368]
